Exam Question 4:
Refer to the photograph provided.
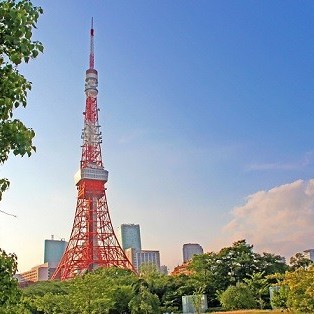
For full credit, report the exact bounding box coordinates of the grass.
[211,311,289,314]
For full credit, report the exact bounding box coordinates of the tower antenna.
[52,21,134,280]
[89,17,94,69]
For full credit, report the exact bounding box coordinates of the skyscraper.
[183,243,203,263]
[121,224,142,251]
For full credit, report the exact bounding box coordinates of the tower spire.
[89,17,94,69]
[52,21,135,281]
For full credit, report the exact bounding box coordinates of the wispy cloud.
[219,179,314,259]
[246,151,314,171]
[118,129,150,144]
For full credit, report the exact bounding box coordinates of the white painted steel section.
[74,168,108,185]
[82,122,101,144]
[85,71,98,97]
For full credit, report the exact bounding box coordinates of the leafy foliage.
[129,279,161,314]
[273,265,314,312]
[218,282,257,310]
[244,272,269,309]
[270,285,289,310]
[17,241,291,312]
[188,239,288,307]
[22,267,137,313]
[289,252,313,271]
[0,0,43,200]
[0,248,21,311]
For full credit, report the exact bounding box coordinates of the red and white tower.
[52,20,134,280]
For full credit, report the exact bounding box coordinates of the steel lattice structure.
[52,20,134,280]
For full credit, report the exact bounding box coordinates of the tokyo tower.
[52,20,134,280]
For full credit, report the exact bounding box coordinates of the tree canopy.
[0,0,43,200]
[187,239,288,307]
[10,240,314,313]
[0,249,21,311]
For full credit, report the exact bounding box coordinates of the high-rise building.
[303,249,314,262]
[183,243,203,263]
[44,236,67,263]
[121,224,141,251]
[125,248,160,273]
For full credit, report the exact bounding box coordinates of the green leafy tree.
[256,252,288,275]
[191,286,206,314]
[129,280,161,314]
[270,285,289,310]
[30,292,71,314]
[160,274,191,313]
[244,272,269,309]
[0,0,43,201]
[21,267,137,314]
[218,283,257,310]
[284,265,314,312]
[188,251,223,306]
[22,280,69,297]
[290,252,313,271]
[0,249,21,311]
[188,240,288,307]
[22,280,70,313]
[68,267,136,314]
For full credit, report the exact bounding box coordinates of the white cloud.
[246,151,314,171]
[221,179,314,260]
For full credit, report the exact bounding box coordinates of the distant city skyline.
[1,1,314,273]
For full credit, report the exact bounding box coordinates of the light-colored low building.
[16,261,58,284]
[303,249,314,262]
[125,248,160,273]
[160,265,168,275]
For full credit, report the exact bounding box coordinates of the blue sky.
[1,1,314,272]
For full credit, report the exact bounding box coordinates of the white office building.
[125,248,160,273]
[16,261,59,283]
[304,249,314,262]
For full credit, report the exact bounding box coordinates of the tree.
[22,280,70,313]
[188,240,288,307]
[244,272,269,309]
[68,267,136,314]
[0,249,21,311]
[191,286,206,314]
[218,283,257,310]
[284,266,314,312]
[256,252,288,275]
[269,265,314,312]
[129,280,161,314]
[21,267,137,313]
[270,285,289,310]
[0,0,43,201]
[290,252,313,271]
